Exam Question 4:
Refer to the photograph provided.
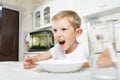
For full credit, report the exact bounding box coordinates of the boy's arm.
[24,50,52,69]
[34,50,52,62]
[97,48,114,68]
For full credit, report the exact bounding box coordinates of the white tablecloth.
[0,61,90,80]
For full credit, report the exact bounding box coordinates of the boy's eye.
[62,28,67,31]
[53,29,57,32]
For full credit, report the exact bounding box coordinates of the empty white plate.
[36,59,87,73]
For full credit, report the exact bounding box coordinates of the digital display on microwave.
[28,30,54,52]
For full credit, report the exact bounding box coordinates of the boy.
[24,10,90,69]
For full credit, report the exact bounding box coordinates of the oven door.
[28,30,54,52]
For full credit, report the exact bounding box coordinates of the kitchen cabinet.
[33,1,52,30]
[97,0,120,11]
[51,0,82,18]
[33,0,83,30]
[82,0,120,16]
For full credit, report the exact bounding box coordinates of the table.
[0,53,120,80]
[0,61,90,80]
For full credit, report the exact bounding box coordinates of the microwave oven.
[28,30,54,52]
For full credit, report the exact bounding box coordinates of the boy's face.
[52,18,82,51]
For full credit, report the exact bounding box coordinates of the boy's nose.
[55,31,62,38]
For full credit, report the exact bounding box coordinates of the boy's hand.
[82,61,90,68]
[23,56,37,69]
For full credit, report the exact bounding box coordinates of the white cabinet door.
[81,0,99,16]
[98,0,120,11]
[33,7,41,30]
[82,0,120,16]
[50,0,86,29]
[33,1,52,30]
[41,1,51,27]
[51,0,81,18]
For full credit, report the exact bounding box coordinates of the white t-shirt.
[50,42,90,61]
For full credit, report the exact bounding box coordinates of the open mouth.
[58,40,65,45]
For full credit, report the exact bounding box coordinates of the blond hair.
[52,10,81,29]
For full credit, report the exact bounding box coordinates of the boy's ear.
[75,28,83,37]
